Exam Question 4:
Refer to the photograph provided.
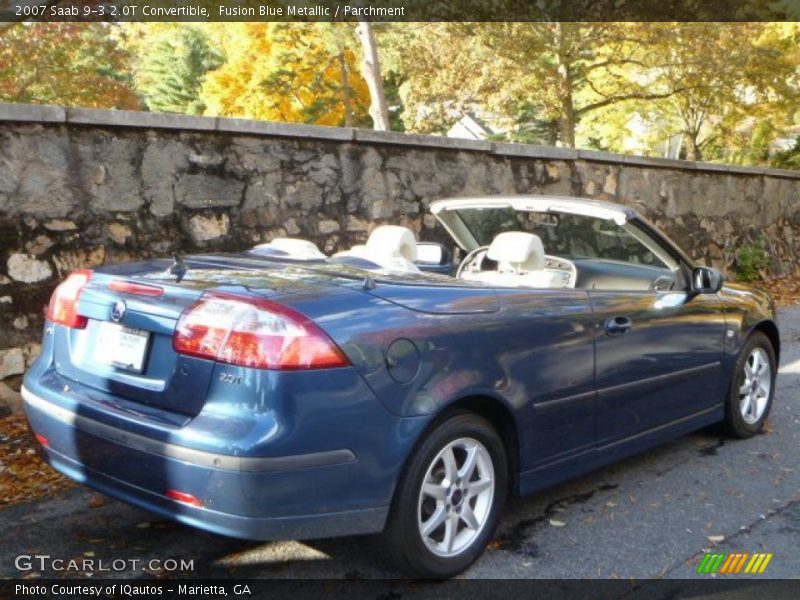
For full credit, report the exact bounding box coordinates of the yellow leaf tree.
[201,23,370,127]
[0,23,138,109]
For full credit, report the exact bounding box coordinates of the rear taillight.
[46,269,92,329]
[172,292,350,370]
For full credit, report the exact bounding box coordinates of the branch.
[582,57,648,73]
[576,89,690,117]
[697,133,718,151]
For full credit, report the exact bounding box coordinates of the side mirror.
[692,266,723,294]
[415,242,452,274]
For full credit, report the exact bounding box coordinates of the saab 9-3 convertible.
[23,195,778,577]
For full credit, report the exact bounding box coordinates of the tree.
[0,23,138,109]
[386,23,514,135]
[127,26,223,115]
[355,20,390,131]
[639,23,800,161]
[391,23,677,146]
[200,23,370,127]
[580,23,800,162]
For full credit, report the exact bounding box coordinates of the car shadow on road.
[127,427,735,580]
[1,419,772,581]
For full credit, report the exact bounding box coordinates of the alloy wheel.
[416,437,495,558]
[738,347,772,425]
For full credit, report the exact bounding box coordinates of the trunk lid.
[55,254,354,416]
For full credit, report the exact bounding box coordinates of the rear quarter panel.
[280,284,595,474]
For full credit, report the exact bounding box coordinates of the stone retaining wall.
[1,102,800,395]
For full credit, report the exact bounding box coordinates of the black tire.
[723,331,776,438]
[382,411,508,578]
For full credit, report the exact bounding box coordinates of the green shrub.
[736,236,768,282]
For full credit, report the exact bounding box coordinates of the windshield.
[454,207,666,267]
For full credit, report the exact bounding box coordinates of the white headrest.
[253,238,326,259]
[366,225,418,262]
[487,232,545,271]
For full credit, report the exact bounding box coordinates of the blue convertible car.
[23,195,778,577]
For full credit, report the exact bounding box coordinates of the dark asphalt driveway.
[1,308,798,583]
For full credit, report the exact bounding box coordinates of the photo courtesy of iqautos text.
[0,1,799,598]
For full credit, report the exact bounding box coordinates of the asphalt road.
[1,308,799,586]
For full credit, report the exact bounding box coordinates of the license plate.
[95,322,150,373]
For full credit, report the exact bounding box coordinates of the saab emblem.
[111,300,127,322]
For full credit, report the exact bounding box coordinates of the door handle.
[604,316,633,336]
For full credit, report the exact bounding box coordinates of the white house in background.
[771,125,800,153]
[621,113,683,159]
[448,109,685,157]
[447,112,506,140]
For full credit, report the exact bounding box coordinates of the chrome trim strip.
[533,390,596,414]
[597,361,721,399]
[21,387,355,473]
[532,362,721,413]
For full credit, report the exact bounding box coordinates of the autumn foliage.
[200,23,371,126]
[0,21,372,127]
[0,22,799,164]
[0,23,139,109]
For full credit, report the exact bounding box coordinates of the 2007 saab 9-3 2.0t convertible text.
[23,196,778,578]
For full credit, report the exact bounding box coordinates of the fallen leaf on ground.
[753,276,800,307]
[88,494,108,508]
[0,415,74,507]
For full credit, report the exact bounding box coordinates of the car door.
[584,226,725,447]
[492,288,597,469]
[590,280,727,447]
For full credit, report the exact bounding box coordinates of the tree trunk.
[355,20,390,131]
[554,25,576,147]
[685,132,702,161]
[559,94,577,148]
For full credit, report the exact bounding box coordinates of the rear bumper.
[23,388,355,473]
[21,381,414,540]
[37,440,387,540]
